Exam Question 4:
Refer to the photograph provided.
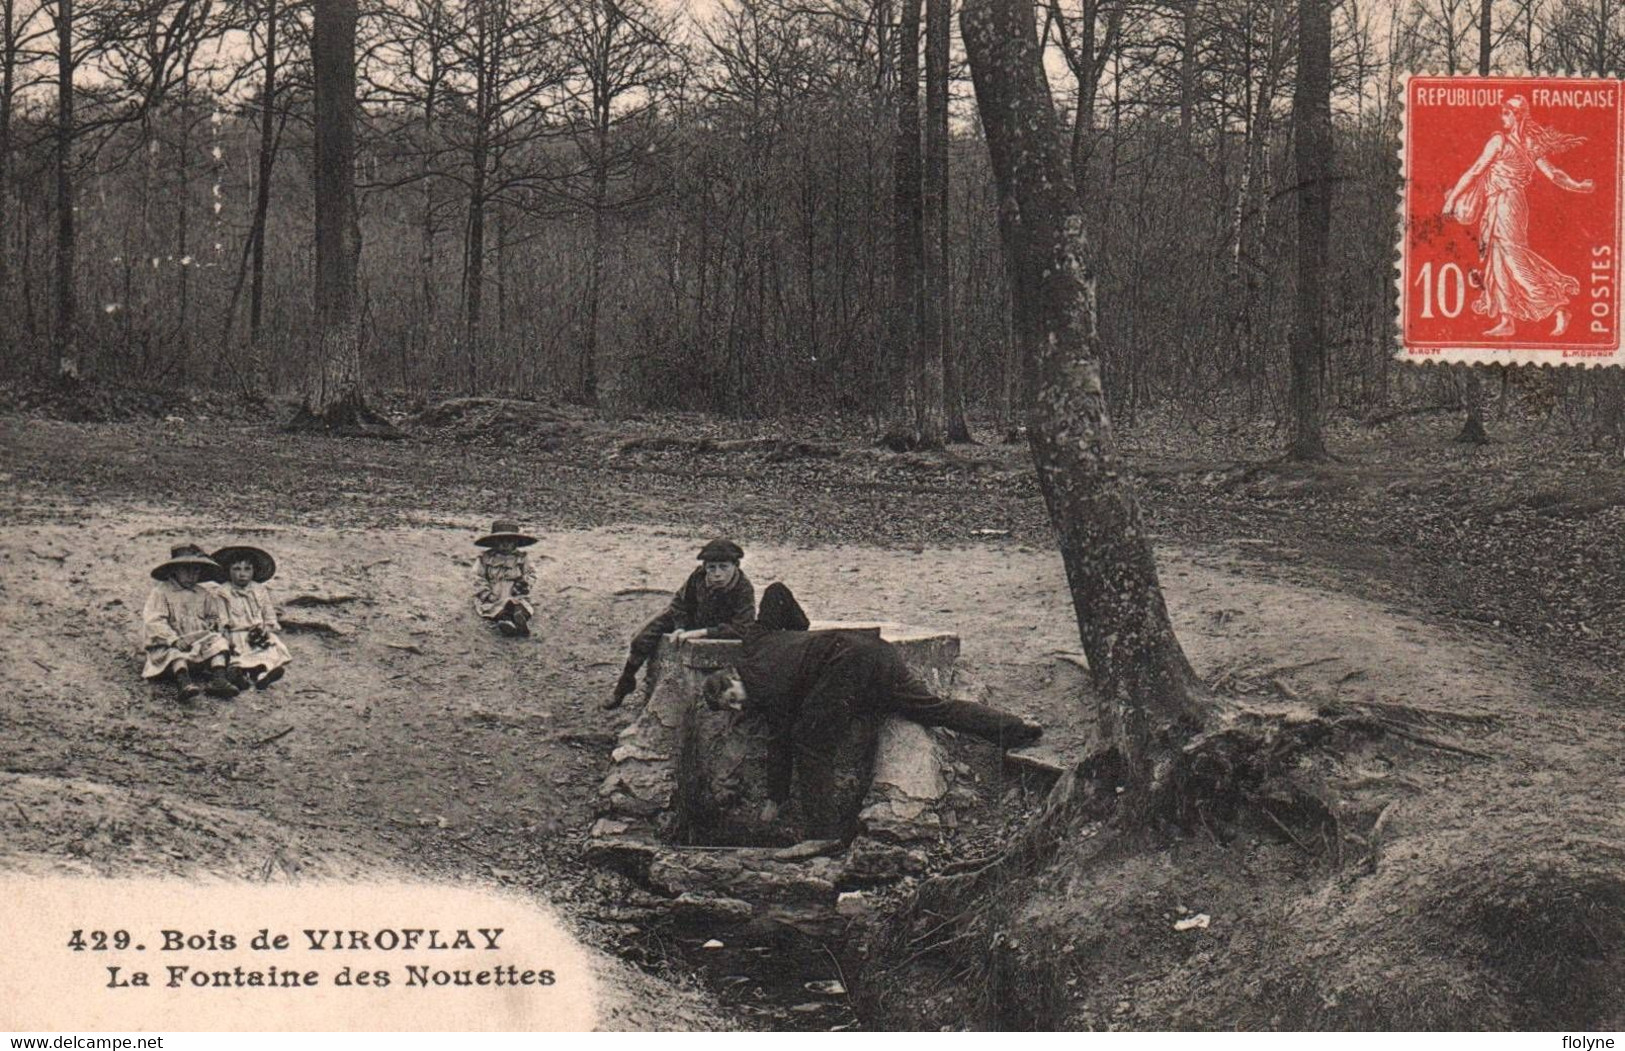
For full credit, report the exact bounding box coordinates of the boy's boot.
[1009,718,1044,748]
[205,665,241,698]
[605,662,640,710]
[509,608,531,638]
[497,617,519,637]
[227,667,253,692]
[256,666,285,690]
[174,666,202,702]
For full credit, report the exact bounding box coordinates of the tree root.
[1344,697,1502,731]
[285,398,401,439]
[861,699,1494,1028]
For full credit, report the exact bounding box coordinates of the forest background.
[0,0,1620,437]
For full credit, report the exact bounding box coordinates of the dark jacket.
[721,620,1034,808]
[632,568,756,658]
[666,565,755,637]
[729,628,855,715]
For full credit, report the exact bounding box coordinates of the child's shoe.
[509,609,531,637]
[255,667,285,690]
[227,668,253,692]
[205,667,241,698]
[497,617,519,637]
[175,667,202,702]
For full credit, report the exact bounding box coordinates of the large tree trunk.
[578,0,623,408]
[1286,0,1331,461]
[292,0,390,434]
[917,0,948,448]
[886,0,923,446]
[962,0,1205,795]
[931,0,970,445]
[52,0,75,380]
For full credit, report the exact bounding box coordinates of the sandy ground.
[2,488,1621,1028]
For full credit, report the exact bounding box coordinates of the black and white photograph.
[0,0,1622,1035]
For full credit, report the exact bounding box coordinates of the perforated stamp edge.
[1395,71,1625,369]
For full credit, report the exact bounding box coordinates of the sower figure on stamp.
[474,520,539,637]
[141,544,237,702]
[606,538,756,709]
[212,545,293,691]
[703,583,1042,839]
[1443,94,1595,338]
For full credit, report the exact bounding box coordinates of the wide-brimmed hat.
[212,545,277,583]
[476,519,538,548]
[697,538,744,563]
[151,544,224,582]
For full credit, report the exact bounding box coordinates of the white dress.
[473,550,536,620]
[216,581,293,673]
[141,579,230,678]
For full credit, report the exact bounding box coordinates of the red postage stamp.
[1400,75,1624,367]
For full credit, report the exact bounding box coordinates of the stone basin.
[588,623,966,926]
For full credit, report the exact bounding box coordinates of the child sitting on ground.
[141,544,238,701]
[474,519,537,637]
[211,545,293,691]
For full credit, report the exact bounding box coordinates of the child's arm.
[141,587,179,649]
[666,573,700,631]
[511,554,534,595]
[205,588,231,632]
[258,583,282,632]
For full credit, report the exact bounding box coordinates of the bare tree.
[246,0,287,354]
[47,0,76,377]
[290,0,390,432]
[962,0,1204,792]
[366,0,458,383]
[1047,0,1120,194]
[448,0,562,396]
[917,0,948,446]
[886,0,923,443]
[560,0,677,405]
[1411,0,1476,69]
[1287,0,1330,460]
[1538,0,1623,71]
[103,0,224,381]
[215,0,307,380]
[0,0,48,368]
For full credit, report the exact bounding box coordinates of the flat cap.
[697,538,744,563]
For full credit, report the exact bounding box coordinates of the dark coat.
[630,567,756,659]
[722,626,1037,813]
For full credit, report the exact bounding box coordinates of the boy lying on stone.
[702,584,1042,838]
